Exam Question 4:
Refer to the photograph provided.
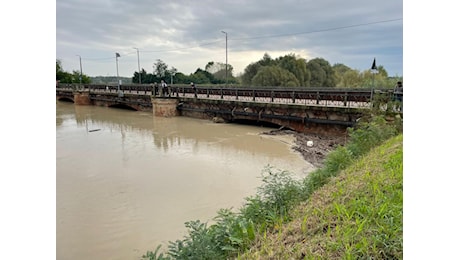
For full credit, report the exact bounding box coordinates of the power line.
[232,18,402,41]
[78,18,402,60]
[141,18,402,53]
[141,40,222,53]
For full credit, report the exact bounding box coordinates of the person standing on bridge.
[191,82,197,98]
[151,82,158,96]
[160,80,168,97]
[393,81,403,112]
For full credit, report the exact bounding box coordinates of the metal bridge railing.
[57,84,400,109]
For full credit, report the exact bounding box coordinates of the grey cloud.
[57,0,402,77]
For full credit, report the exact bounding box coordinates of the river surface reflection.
[56,101,314,260]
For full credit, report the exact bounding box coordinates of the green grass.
[238,134,403,259]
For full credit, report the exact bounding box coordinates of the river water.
[56,101,314,260]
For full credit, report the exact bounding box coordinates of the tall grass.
[142,114,402,260]
[303,114,401,197]
[239,134,403,259]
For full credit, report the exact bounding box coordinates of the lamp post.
[370,57,378,102]
[76,55,83,87]
[116,52,122,96]
[170,72,175,86]
[221,31,228,87]
[133,47,141,84]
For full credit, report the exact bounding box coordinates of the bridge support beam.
[152,98,178,117]
[73,91,91,105]
[176,98,361,136]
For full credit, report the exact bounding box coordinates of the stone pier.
[73,91,91,105]
[151,98,178,117]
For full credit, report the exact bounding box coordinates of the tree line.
[56,60,91,84]
[56,53,402,88]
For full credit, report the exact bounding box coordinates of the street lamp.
[76,55,83,87]
[133,47,141,84]
[116,52,122,96]
[370,57,378,102]
[221,31,228,87]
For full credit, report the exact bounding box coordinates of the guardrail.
[57,84,398,109]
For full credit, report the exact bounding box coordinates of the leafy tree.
[341,69,361,88]
[173,72,190,84]
[205,61,235,84]
[189,68,213,84]
[307,61,326,87]
[306,58,336,87]
[332,63,351,75]
[252,66,299,87]
[132,68,148,84]
[333,63,360,88]
[259,53,274,66]
[241,62,262,85]
[276,54,310,87]
[56,60,64,77]
[71,70,91,84]
[205,61,224,74]
[240,53,276,86]
[153,59,168,78]
[56,59,91,84]
[361,65,394,89]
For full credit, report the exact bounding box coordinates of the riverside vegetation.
[142,109,403,259]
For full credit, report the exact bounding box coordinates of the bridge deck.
[57,85,386,109]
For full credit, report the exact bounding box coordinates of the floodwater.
[56,101,314,260]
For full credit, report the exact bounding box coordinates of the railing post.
[271,91,274,102]
[252,89,255,101]
[316,91,320,105]
[292,91,295,103]
[344,92,348,107]
[220,88,223,99]
[207,88,210,98]
[235,89,238,100]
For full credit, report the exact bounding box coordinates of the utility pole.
[116,52,122,97]
[221,31,228,87]
[76,55,82,88]
[133,47,141,84]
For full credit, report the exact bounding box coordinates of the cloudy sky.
[56,0,403,78]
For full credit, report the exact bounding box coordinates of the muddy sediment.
[262,129,348,168]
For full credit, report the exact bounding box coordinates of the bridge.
[56,84,400,135]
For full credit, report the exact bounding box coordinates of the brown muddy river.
[56,101,314,259]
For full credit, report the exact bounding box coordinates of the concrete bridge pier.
[74,91,91,105]
[152,98,178,117]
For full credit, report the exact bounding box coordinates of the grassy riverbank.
[143,115,403,259]
[238,134,403,259]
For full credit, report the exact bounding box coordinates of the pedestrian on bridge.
[191,82,197,98]
[151,82,158,96]
[160,80,169,97]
